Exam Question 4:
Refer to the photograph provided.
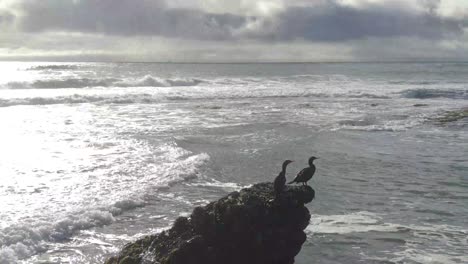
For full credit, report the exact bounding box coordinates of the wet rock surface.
[105,182,315,264]
[433,108,468,124]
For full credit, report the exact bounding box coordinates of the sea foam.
[307,211,401,234]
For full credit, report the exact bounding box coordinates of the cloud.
[276,4,464,41]
[0,9,14,25]
[14,0,248,40]
[3,0,464,42]
[350,36,468,61]
[1,0,468,61]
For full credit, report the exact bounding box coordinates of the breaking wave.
[6,78,118,89]
[2,75,203,89]
[0,92,390,108]
[0,201,142,264]
[401,88,468,100]
[115,75,203,87]
[27,65,79,71]
[0,142,210,263]
[0,94,156,107]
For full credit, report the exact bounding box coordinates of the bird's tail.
[287,180,295,184]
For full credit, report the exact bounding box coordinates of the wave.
[307,211,468,263]
[0,198,151,263]
[27,65,79,71]
[282,74,353,82]
[6,78,117,89]
[389,80,439,85]
[114,75,203,88]
[0,141,210,263]
[401,88,468,100]
[335,114,423,132]
[347,93,390,99]
[0,95,144,107]
[0,91,391,108]
[2,75,203,89]
[338,117,377,127]
[0,203,134,263]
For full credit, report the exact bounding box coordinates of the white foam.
[0,209,115,264]
[5,78,114,89]
[0,247,19,264]
[391,249,468,264]
[0,138,211,263]
[2,75,204,90]
[307,211,400,234]
[0,74,397,108]
[115,75,203,88]
[187,179,250,191]
[26,65,79,71]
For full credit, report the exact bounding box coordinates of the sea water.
[0,62,466,263]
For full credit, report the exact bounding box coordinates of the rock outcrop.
[105,182,315,264]
[433,108,468,124]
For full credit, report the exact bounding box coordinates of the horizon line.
[1,59,468,64]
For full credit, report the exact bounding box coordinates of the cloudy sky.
[1,0,468,62]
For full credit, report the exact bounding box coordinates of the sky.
[1,0,468,62]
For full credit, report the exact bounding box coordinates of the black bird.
[274,160,294,196]
[288,156,318,186]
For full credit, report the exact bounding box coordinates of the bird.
[288,156,318,186]
[274,160,294,196]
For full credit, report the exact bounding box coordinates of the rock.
[105,182,315,264]
[433,108,468,124]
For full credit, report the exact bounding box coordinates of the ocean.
[0,61,466,264]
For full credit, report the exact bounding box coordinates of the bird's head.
[308,156,318,165]
[282,160,294,168]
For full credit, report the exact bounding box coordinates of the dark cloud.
[271,3,465,42]
[8,0,468,42]
[16,0,248,40]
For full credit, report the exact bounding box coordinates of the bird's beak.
[316,158,319,160]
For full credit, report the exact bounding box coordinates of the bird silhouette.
[274,160,294,196]
[288,156,318,186]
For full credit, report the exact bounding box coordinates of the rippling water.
[0,62,467,263]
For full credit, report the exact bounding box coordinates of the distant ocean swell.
[0,93,389,108]
[0,74,355,90]
[2,74,466,103]
[26,65,80,71]
[2,75,204,89]
[1,89,465,108]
